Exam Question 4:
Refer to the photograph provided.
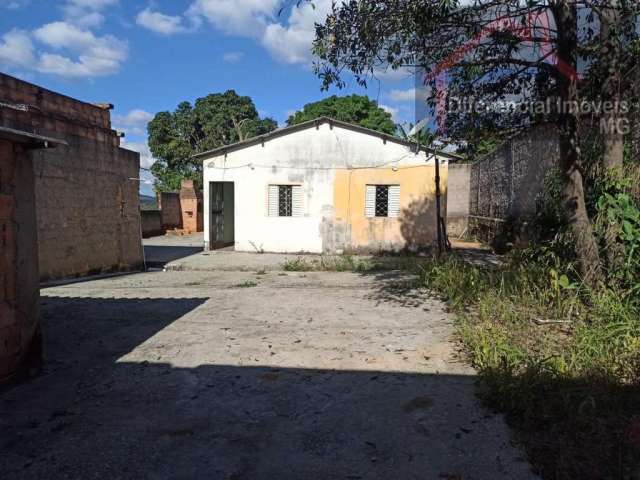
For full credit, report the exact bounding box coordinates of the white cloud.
[186,0,278,37]
[112,109,153,136]
[222,51,243,63]
[32,21,127,77]
[141,0,332,65]
[0,29,36,69]
[372,66,415,82]
[136,8,191,35]
[121,139,155,170]
[387,88,416,102]
[61,0,118,28]
[0,1,126,79]
[261,0,331,64]
[1,0,30,9]
[379,104,399,121]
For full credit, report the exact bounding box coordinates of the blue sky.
[0,0,417,195]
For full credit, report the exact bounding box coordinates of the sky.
[0,0,417,196]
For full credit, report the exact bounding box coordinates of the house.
[0,73,144,281]
[198,117,456,254]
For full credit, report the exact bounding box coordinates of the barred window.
[375,185,389,217]
[365,185,400,218]
[278,185,292,216]
[268,185,302,217]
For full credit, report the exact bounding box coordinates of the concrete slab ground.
[143,233,204,268]
[0,269,537,479]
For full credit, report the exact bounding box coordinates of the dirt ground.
[1,268,538,479]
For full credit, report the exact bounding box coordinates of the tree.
[287,94,396,135]
[312,0,639,288]
[148,90,277,191]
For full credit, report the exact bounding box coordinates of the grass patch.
[282,254,427,272]
[420,253,640,479]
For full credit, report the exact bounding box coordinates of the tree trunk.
[599,0,625,170]
[554,0,603,289]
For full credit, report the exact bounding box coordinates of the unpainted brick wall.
[0,72,143,281]
[158,192,182,230]
[468,124,560,244]
[0,139,40,382]
[179,180,203,234]
[141,210,163,238]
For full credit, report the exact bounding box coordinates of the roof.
[0,125,68,148]
[193,117,462,161]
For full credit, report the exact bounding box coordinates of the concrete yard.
[1,268,537,479]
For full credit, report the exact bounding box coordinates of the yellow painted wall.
[332,166,447,251]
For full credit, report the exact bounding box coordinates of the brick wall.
[141,210,163,238]
[158,192,182,230]
[179,180,203,234]
[0,139,40,383]
[0,73,143,281]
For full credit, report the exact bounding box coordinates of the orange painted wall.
[332,166,447,251]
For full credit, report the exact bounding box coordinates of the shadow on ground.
[144,245,203,268]
[0,294,535,480]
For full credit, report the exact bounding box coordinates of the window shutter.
[268,185,278,217]
[292,185,303,217]
[365,185,375,218]
[388,185,400,218]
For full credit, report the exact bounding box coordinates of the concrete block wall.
[0,73,143,281]
[446,164,471,238]
[468,124,560,246]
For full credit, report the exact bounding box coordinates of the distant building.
[198,117,456,253]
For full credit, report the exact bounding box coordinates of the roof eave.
[0,126,68,149]
[192,117,460,161]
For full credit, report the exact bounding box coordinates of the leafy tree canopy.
[148,90,277,192]
[286,94,396,135]
[311,0,639,288]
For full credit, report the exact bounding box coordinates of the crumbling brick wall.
[0,73,143,281]
[179,180,203,234]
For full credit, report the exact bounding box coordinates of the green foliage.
[282,258,314,272]
[419,251,640,478]
[591,167,640,294]
[286,95,396,135]
[148,90,277,192]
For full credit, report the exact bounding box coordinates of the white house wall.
[203,123,447,253]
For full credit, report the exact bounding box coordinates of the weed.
[420,251,640,479]
[282,258,314,272]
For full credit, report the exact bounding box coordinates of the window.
[279,185,292,216]
[268,184,302,217]
[365,185,400,218]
